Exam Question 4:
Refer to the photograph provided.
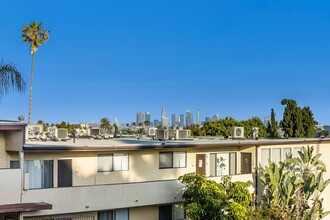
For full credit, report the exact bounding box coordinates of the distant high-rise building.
[145,112,151,122]
[161,105,169,127]
[179,114,184,127]
[136,112,144,125]
[114,117,119,126]
[196,109,201,125]
[171,114,176,127]
[205,117,211,122]
[212,114,219,122]
[185,110,193,126]
[154,119,160,127]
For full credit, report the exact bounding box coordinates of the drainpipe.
[19,150,25,203]
[254,145,259,207]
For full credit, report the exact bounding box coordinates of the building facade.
[1,122,330,220]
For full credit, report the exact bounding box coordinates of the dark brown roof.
[0,202,52,213]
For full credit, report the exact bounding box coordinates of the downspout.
[254,145,259,207]
[20,150,24,203]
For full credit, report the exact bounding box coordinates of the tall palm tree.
[22,21,49,124]
[100,117,112,134]
[0,61,26,97]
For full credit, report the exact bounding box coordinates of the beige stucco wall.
[0,168,21,205]
[0,131,20,168]
[25,146,255,187]
[22,180,183,216]
[5,130,23,152]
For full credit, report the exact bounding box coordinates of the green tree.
[0,61,26,97]
[179,173,252,220]
[202,117,239,137]
[22,21,49,124]
[241,116,267,138]
[113,123,119,135]
[266,109,279,138]
[144,120,150,128]
[100,117,112,134]
[280,99,304,138]
[302,106,315,138]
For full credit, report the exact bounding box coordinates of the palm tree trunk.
[28,53,35,124]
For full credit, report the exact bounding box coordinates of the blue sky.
[1,0,330,125]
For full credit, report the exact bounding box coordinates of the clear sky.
[1,0,330,125]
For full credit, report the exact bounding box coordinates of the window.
[98,209,129,220]
[159,203,185,220]
[24,160,53,189]
[159,152,186,168]
[10,160,20,168]
[272,148,281,164]
[210,153,237,176]
[283,148,292,159]
[261,149,270,167]
[293,147,302,158]
[97,153,129,172]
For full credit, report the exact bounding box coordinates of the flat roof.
[23,137,330,152]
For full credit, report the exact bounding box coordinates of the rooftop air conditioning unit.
[148,127,157,136]
[252,127,259,139]
[89,128,100,136]
[156,129,168,141]
[57,128,68,139]
[26,124,43,140]
[47,126,57,137]
[176,129,190,140]
[232,127,244,139]
[168,129,176,140]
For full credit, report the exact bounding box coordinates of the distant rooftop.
[23,136,330,152]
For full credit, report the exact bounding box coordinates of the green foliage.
[202,116,267,138]
[240,117,267,138]
[100,117,112,134]
[187,124,204,136]
[179,173,252,220]
[144,120,150,127]
[113,123,119,135]
[302,106,315,138]
[257,146,330,219]
[0,60,26,97]
[280,99,315,138]
[266,109,279,138]
[22,21,49,54]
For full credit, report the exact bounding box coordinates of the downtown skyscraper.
[161,105,169,127]
[196,108,201,125]
[136,112,144,125]
[185,110,193,126]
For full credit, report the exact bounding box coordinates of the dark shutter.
[58,159,72,187]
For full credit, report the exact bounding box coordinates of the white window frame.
[97,153,129,172]
[159,151,186,169]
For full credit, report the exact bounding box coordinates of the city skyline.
[1,1,330,125]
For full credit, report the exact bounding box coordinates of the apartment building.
[1,122,330,220]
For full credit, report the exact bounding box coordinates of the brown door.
[196,154,206,175]
[241,153,252,174]
[58,159,72,187]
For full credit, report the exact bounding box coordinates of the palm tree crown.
[22,22,49,54]
[0,61,26,97]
